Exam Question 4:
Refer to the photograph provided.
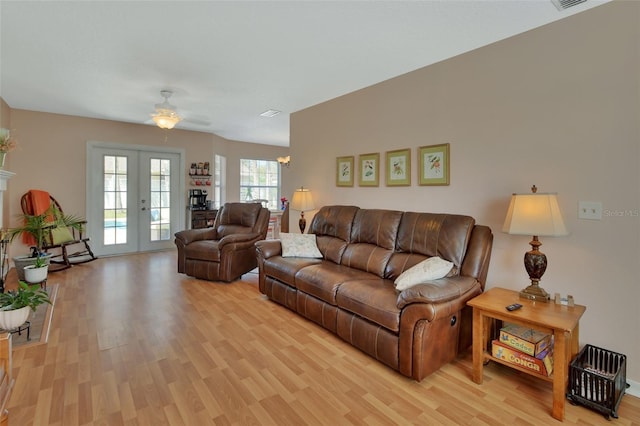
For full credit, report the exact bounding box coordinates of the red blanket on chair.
[22,189,52,246]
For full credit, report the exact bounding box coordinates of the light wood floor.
[6,251,640,425]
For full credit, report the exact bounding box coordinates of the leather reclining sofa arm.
[218,232,263,250]
[255,240,282,261]
[396,276,479,309]
[175,228,217,245]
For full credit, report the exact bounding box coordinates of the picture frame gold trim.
[358,153,379,187]
[385,148,411,186]
[336,156,354,187]
[418,143,450,186]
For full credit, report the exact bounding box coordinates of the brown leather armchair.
[175,202,270,282]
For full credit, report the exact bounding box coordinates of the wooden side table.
[467,287,586,421]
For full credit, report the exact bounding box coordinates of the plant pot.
[24,264,48,284]
[13,254,52,281]
[0,306,30,330]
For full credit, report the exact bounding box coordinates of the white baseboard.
[627,379,640,398]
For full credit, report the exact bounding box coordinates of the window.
[240,159,279,209]
[214,154,226,209]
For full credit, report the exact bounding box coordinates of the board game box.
[499,323,552,356]
[492,339,553,376]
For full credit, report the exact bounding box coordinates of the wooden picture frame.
[419,143,450,186]
[386,148,411,186]
[358,153,379,187]
[336,156,354,187]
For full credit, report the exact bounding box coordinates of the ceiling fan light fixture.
[152,90,182,129]
[152,109,182,129]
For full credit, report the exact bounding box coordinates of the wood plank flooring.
[6,251,640,425]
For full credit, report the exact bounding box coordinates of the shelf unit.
[188,174,212,187]
[191,210,217,229]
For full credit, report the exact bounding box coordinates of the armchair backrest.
[214,202,270,239]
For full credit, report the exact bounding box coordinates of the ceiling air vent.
[551,0,587,11]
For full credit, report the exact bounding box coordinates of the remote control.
[506,303,523,311]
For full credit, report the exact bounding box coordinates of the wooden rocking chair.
[20,190,97,271]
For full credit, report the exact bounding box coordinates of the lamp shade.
[502,192,568,237]
[290,188,315,212]
[152,109,182,129]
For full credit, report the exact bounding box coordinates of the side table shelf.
[467,287,586,422]
[190,209,217,229]
[482,351,554,383]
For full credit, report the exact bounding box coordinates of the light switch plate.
[578,201,602,220]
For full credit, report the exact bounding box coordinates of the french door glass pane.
[103,155,127,245]
[150,158,171,241]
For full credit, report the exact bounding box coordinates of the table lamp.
[502,185,569,302]
[290,187,315,233]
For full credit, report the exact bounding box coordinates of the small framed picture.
[336,156,354,187]
[358,153,379,187]
[386,148,411,186]
[419,143,450,186]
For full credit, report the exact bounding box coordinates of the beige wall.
[291,2,640,381]
[0,98,12,229]
[3,108,289,253]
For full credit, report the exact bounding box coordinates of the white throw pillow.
[280,233,322,258]
[394,257,454,291]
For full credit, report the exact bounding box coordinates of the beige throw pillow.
[394,256,454,291]
[280,233,322,258]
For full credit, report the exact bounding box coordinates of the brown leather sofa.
[175,202,270,282]
[255,205,493,381]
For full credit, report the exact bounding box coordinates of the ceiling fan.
[149,90,211,130]
[151,90,182,129]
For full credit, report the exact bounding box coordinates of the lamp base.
[519,284,551,303]
[298,212,306,234]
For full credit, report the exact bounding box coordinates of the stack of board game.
[492,323,554,376]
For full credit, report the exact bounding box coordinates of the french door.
[87,142,184,256]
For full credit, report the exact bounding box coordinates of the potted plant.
[0,281,51,330]
[8,203,85,279]
[23,255,49,284]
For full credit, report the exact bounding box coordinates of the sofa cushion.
[184,240,220,262]
[215,202,262,238]
[339,209,403,277]
[308,205,359,241]
[394,257,454,291]
[336,279,401,332]
[387,213,475,279]
[263,256,322,287]
[279,233,322,258]
[315,235,350,265]
[350,209,403,250]
[295,262,378,305]
[308,206,360,264]
[396,276,480,309]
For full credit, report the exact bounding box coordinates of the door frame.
[86,140,186,255]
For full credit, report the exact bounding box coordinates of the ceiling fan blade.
[182,117,211,126]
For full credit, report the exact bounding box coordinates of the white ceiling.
[0,0,608,147]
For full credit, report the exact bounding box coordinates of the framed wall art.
[419,143,450,186]
[386,148,411,186]
[336,156,354,187]
[358,153,379,187]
